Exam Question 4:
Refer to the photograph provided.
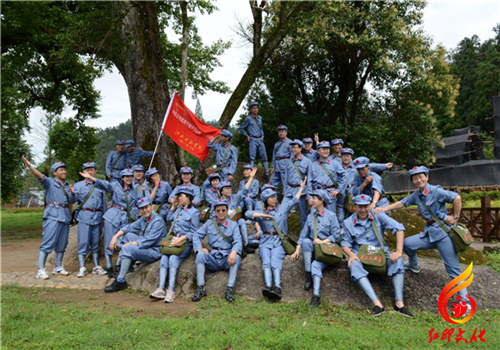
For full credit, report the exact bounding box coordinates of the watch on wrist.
[453,215,460,220]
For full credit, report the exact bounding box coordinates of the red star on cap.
[127,169,130,172]
[141,199,144,202]
[87,162,90,164]
[413,166,417,170]
[60,162,63,164]
[361,195,365,199]
[335,138,338,141]
[356,160,359,163]
[219,198,222,201]
[185,167,188,169]
[345,148,348,150]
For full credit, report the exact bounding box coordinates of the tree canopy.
[234,0,459,166]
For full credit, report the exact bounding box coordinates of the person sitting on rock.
[204,173,221,207]
[245,176,307,301]
[375,165,471,310]
[215,167,259,256]
[80,168,137,278]
[192,198,243,303]
[342,194,413,318]
[150,187,200,303]
[169,166,201,207]
[104,197,167,293]
[291,189,340,308]
[143,167,173,220]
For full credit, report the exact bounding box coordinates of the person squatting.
[22,102,472,318]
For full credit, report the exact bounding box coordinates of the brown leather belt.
[46,202,68,208]
[250,136,263,139]
[276,157,289,160]
[81,208,102,212]
[426,220,435,225]
[288,183,300,188]
[263,231,278,235]
[111,205,127,211]
[112,168,124,171]
[317,185,336,190]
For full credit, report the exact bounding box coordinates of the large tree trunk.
[113,1,179,183]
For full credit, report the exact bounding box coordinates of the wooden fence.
[405,196,499,242]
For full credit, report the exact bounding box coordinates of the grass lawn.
[1,208,44,241]
[1,285,499,349]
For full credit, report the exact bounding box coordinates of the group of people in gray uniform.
[21,102,472,318]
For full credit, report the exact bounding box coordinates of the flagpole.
[149,92,176,169]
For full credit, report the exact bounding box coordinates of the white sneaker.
[36,269,49,280]
[150,288,166,299]
[164,289,175,303]
[77,267,87,278]
[92,265,107,275]
[52,267,70,275]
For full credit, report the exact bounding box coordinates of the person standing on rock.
[79,168,137,278]
[302,136,319,162]
[310,141,347,216]
[150,187,200,303]
[375,166,471,309]
[192,198,243,303]
[282,139,313,229]
[105,140,127,183]
[124,140,156,168]
[168,166,201,207]
[239,101,270,179]
[22,157,76,279]
[269,125,292,191]
[342,194,413,317]
[73,162,108,278]
[291,189,340,308]
[245,176,307,301]
[104,197,167,293]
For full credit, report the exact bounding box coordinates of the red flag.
[162,92,221,161]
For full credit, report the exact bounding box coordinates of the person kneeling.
[192,199,242,303]
[341,194,413,318]
[104,197,167,293]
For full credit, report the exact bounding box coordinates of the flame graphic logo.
[438,263,476,324]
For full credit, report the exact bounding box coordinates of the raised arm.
[21,156,43,180]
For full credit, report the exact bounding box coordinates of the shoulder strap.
[250,116,262,130]
[123,189,135,222]
[73,186,96,213]
[211,219,232,244]
[261,202,286,240]
[319,163,338,188]
[58,181,71,204]
[220,145,232,167]
[292,160,304,180]
[418,196,451,233]
[141,214,157,236]
[112,153,124,168]
[276,140,285,154]
[313,215,318,240]
[167,208,183,235]
[370,213,385,248]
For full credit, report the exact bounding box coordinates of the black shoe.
[192,286,206,302]
[394,305,414,318]
[115,265,120,273]
[128,264,135,273]
[309,295,321,308]
[304,272,312,290]
[245,245,255,254]
[225,287,235,302]
[372,305,385,317]
[107,268,115,279]
[262,286,272,299]
[104,279,128,293]
[241,248,248,259]
[268,287,282,300]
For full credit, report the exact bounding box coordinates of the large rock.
[126,251,500,311]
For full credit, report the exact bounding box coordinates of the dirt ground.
[1,238,197,317]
